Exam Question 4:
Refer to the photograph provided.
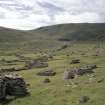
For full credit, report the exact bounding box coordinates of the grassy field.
[1,42,105,105]
[1,23,105,105]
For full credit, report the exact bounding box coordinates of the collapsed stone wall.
[0,73,28,101]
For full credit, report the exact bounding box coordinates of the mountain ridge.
[0,23,105,44]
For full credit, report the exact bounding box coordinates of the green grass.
[1,23,105,105]
[0,42,105,105]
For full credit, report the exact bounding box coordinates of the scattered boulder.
[71,59,80,64]
[79,96,90,103]
[43,78,50,83]
[37,69,56,76]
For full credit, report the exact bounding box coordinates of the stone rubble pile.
[0,77,6,100]
[64,64,97,80]
[25,56,49,69]
[37,69,56,76]
[0,73,28,101]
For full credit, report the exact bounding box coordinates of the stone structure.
[37,69,56,76]
[64,64,97,80]
[71,59,80,64]
[5,74,28,96]
[25,60,48,69]
[0,73,28,101]
[0,77,6,100]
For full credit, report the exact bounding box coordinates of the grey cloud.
[0,0,105,30]
[36,1,66,21]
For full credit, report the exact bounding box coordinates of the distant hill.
[31,23,105,41]
[1,23,105,42]
[0,23,105,50]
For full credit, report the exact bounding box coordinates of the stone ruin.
[37,69,56,76]
[25,56,49,69]
[0,73,28,101]
[0,67,27,72]
[70,59,80,64]
[25,60,48,69]
[64,64,97,80]
[0,78,6,100]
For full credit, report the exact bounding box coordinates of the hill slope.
[31,23,105,41]
[1,23,105,42]
[0,23,105,50]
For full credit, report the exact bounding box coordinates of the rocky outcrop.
[70,59,80,64]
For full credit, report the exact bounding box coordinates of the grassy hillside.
[1,23,105,43]
[1,42,105,105]
[0,24,105,105]
[0,23,105,51]
[31,23,105,41]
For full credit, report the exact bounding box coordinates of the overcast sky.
[0,0,105,30]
